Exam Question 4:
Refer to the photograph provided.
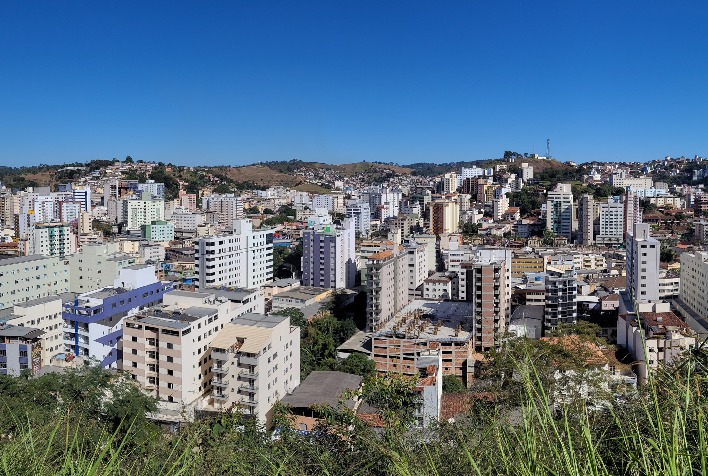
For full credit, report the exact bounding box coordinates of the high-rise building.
[124,192,165,231]
[544,267,578,330]
[194,220,273,290]
[596,196,624,246]
[429,199,460,235]
[301,220,356,289]
[405,241,429,298]
[460,260,507,352]
[366,245,409,331]
[626,223,660,303]
[0,255,70,310]
[492,194,509,221]
[520,163,534,181]
[136,180,165,200]
[623,189,643,238]
[345,201,371,235]
[577,194,596,245]
[31,223,75,258]
[72,186,92,212]
[201,194,244,231]
[1,296,64,366]
[677,251,708,324]
[67,242,136,293]
[442,173,457,194]
[546,183,575,239]
[368,187,402,220]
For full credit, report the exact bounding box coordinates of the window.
[167,343,173,349]
[132,362,138,368]
[167,356,173,363]
[19,350,28,358]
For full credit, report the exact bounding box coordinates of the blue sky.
[1,1,707,166]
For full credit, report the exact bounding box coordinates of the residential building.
[677,251,708,326]
[405,241,429,298]
[366,245,409,332]
[577,194,596,245]
[0,255,70,310]
[301,220,356,289]
[62,265,171,368]
[626,223,660,303]
[623,189,643,238]
[194,220,273,290]
[596,196,624,246]
[442,173,457,194]
[0,326,45,376]
[459,260,507,352]
[271,286,332,313]
[520,162,533,181]
[124,192,165,231]
[345,201,371,235]
[67,242,136,293]
[137,180,165,199]
[31,223,75,258]
[422,272,456,300]
[141,220,175,242]
[429,199,459,235]
[72,186,92,212]
[609,173,653,190]
[544,267,578,330]
[209,313,301,425]
[511,253,546,277]
[546,183,574,239]
[0,296,63,365]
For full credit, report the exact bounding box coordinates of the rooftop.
[210,321,273,354]
[280,371,363,410]
[0,255,56,266]
[273,287,331,302]
[0,325,44,339]
[232,312,288,329]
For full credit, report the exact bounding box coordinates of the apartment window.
[132,349,138,355]
[19,350,28,358]
[167,343,173,349]
[167,356,173,363]
[167,383,174,390]
[0,350,5,356]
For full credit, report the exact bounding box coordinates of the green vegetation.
[442,375,467,393]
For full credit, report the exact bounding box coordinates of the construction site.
[371,300,473,382]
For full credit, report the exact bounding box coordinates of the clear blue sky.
[1,1,707,166]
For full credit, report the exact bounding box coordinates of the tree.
[336,353,376,377]
[442,375,467,393]
[358,374,421,430]
[124,156,134,163]
[245,206,260,214]
[263,208,275,215]
[274,307,306,331]
[461,222,479,236]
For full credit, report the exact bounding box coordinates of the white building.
[626,223,660,303]
[345,201,371,235]
[1,296,64,365]
[596,196,624,246]
[31,223,75,258]
[520,163,534,181]
[0,255,70,310]
[124,192,165,231]
[546,183,574,239]
[201,194,244,231]
[678,251,708,321]
[209,313,301,425]
[194,220,273,290]
[67,242,136,293]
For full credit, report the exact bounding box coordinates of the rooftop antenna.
[546,139,551,159]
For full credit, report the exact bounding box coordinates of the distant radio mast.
[546,139,551,159]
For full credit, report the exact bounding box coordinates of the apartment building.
[366,245,410,332]
[626,223,660,303]
[577,195,596,246]
[345,201,371,235]
[136,180,165,199]
[301,220,356,289]
[405,241,429,298]
[142,220,175,242]
[546,183,574,239]
[429,199,460,235]
[596,196,624,246]
[124,192,165,231]
[609,173,653,190]
[121,289,264,411]
[0,296,63,365]
[32,223,75,258]
[194,220,273,290]
[677,251,708,326]
[209,313,301,425]
[67,242,136,293]
[62,265,171,367]
[458,260,507,352]
[0,255,70,310]
[623,190,643,238]
[511,253,546,277]
[0,326,46,376]
[544,267,578,330]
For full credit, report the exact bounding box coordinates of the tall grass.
[1,357,706,475]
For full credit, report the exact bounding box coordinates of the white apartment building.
[492,195,509,221]
[520,163,533,181]
[0,296,63,365]
[301,220,356,289]
[0,255,70,310]
[67,242,136,293]
[679,251,708,320]
[209,313,301,425]
[202,194,244,230]
[596,196,624,246]
[137,180,165,199]
[366,245,409,332]
[124,192,165,231]
[626,223,660,303]
[170,212,205,231]
[546,183,574,239]
[577,194,596,245]
[369,187,402,220]
[195,220,273,290]
[442,173,457,194]
[31,223,75,258]
[624,190,643,237]
[345,201,371,235]
[609,173,653,190]
[405,241,429,298]
[72,186,91,212]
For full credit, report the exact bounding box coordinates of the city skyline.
[1,1,707,166]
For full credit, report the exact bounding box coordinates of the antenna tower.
[546,139,551,159]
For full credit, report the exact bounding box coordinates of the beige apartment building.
[366,246,410,332]
[458,260,507,353]
[0,255,69,310]
[0,295,63,365]
[209,313,300,425]
[511,254,546,277]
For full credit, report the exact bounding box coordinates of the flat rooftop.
[0,255,55,266]
[232,312,287,328]
[375,299,471,341]
[273,287,331,301]
[280,371,362,410]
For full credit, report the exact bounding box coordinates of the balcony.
[213,393,228,401]
[213,379,229,388]
[239,371,258,380]
[213,365,229,374]
[212,348,229,357]
[240,355,258,366]
[239,384,258,394]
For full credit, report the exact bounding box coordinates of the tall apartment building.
[596,196,624,246]
[31,223,75,258]
[301,220,356,289]
[201,194,244,231]
[459,260,507,352]
[544,267,578,330]
[405,241,429,298]
[141,220,175,242]
[345,201,371,235]
[492,194,509,221]
[0,296,63,365]
[368,187,402,220]
[520,163,534,181]
[623,190,643,238]
[429,199,460,235]
[137,180,165,199]
[577,194,596,245]
[677,251,708,326]
[62,265,171,367]
[210,313,300,425]
[626,223,660,303]
[366,246,409,332]
[0,255,70,310]
[67,242,136,293]
[546,183,574,239]
[72,186,92,212]
[194,220,273,290]
[121,288,264,410]
[124,192,165,231]
[442,173,457,194]
[609,173,653,190]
